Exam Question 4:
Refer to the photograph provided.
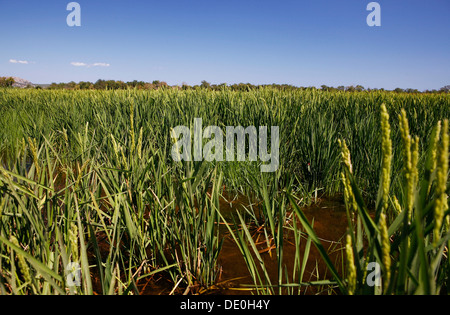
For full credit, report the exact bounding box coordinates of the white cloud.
[10,59,30,64]
[71,62,110,67]
[92,63,110,67]
[71,62,88,67]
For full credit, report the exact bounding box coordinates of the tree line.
[46,79,169,90]
[46,80,450,94]
[1,77,449,93]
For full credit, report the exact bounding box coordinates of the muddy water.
[214,195,349,295]
[109,192,350,295]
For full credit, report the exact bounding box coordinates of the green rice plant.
[162,148,224,291]
[0,87,449,295]
[1,88,449,202]
[290,104,450,295]
[216,169,338,295]
[0,132,177,295]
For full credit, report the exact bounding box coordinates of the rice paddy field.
[0,87,449,295]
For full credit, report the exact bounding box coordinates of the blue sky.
[0,0,449,90]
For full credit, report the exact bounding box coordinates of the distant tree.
[48,82,66,89]
[0,77,15,87]
[405,88,419,94]
[217,83,227,90]
[79,81,92,89]
[66,81,77,89]
[126,80,146,89]
[104,80,116,89]
[127,80,137,88]
[116,81,127,89]
[394,88,404,93]
[6,77,14,87]
[439,85,450,93]
[94,79,107,90]
[230,83,255,92]
[143,83,155,90]
[200,80,211,89]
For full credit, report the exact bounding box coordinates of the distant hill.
[11,77,35,88]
